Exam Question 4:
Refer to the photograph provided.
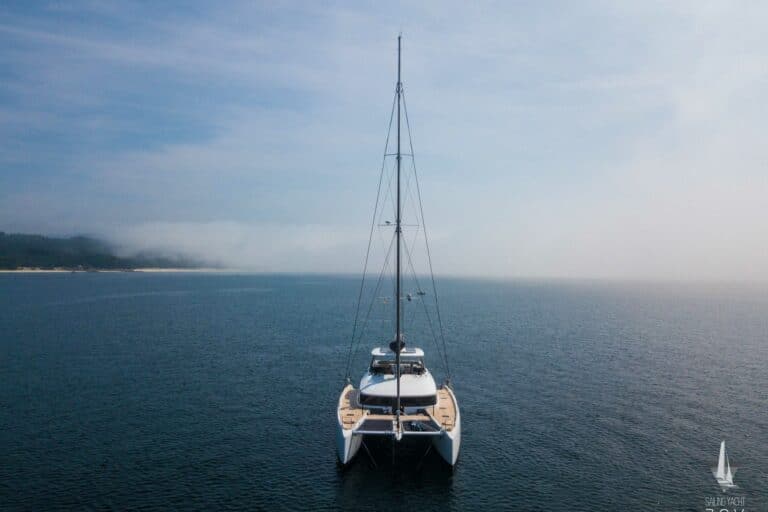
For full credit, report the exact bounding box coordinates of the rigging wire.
[348,232,397,375]
[345,83,453,383]
[401,234,449,374]
[378,157,397,227]
[345,92,397,380]
[401,90,452,380]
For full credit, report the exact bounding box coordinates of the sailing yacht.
[712,440,736,489]
[336,36,461,467]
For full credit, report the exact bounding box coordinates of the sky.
[1,1,767,280]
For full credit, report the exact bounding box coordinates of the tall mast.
[395,34,403,423]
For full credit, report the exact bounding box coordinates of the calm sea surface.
[1,273,767,511]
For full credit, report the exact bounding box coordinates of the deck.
[435,387,457,432]
[338,385,367,429]
[338,384,457,432]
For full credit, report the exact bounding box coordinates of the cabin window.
[359,394,437,407]
[369,358,426,375]
[370,359,394,374]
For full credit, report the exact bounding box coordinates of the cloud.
[112,221,365,272]
[1,1,767,279]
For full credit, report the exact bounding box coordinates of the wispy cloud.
[1,1,766,279]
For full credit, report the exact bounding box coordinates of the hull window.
[359,394,437,407]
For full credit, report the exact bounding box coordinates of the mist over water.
[1,273,766,510]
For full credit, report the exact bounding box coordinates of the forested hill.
[0,232,201,270]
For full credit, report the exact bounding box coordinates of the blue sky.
[1,1,767,279]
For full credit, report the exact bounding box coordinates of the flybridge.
[371,347,424,358]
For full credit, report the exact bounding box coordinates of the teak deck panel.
[338,384,457,432]
[339,386,366,429]
[435,388,456,431]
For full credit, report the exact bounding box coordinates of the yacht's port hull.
[337,426,363,465]
[431,385,461,466]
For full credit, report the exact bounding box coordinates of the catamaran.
[336,36,461,467]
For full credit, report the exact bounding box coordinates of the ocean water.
[1,273,766,511]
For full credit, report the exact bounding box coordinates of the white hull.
[711,471,737,489]
[336,384,364,464]
[337,425,363,465]
[337,428,460,467]
[432,385,461,466]
[336,382,460,467]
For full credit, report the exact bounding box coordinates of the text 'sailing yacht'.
[336,36,460,467]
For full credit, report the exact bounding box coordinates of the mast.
[395,34,403,425]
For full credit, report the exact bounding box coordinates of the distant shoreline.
[0,233,206,271]
[0,268,221,273]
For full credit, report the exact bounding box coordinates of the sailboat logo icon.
[712,440,737,490]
